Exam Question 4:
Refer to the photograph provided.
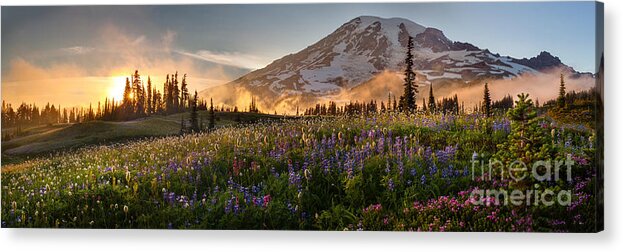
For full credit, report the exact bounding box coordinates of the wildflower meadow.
[1,97,600,231]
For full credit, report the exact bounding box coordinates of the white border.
[1,0,620,251]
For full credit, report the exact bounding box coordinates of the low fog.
[203,67,596,115]
[277,67,594,114]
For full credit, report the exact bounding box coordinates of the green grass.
[0,112,598,230]
[1,111,291,165]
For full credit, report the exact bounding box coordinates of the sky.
[1,2,600,107]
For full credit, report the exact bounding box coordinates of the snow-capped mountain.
[201,16,580,111]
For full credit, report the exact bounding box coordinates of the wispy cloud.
[175,50,269,70]
[132,35,146,45]
[60,46,94,55]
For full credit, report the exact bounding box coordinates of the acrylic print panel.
[0,2,604,232]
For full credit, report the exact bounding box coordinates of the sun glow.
[109,76,127,101]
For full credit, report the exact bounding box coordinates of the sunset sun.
[109,76,127,101]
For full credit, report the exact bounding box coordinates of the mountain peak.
[414,27,452,52]
[534,51,559,62]
[514,51,564,71]
[347,16,427,37]
[201,16,575,112]
[350,15,424,26]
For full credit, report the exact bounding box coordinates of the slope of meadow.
[1,111,289,164]
[1,111,598,231]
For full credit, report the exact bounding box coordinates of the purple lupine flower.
[436,145,457,164]
[225,196,233,213]
[441,168,449,178]
[322,158,330,175]
[388,179,394,191]
[252,185,259,194]
[429,163,438,176]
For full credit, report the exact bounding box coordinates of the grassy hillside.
[1,111,291,164]
[0,112,599,231]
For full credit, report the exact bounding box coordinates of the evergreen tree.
[392,96,397,111]
[139,83,146,115]
[164,74,172,113]
[398,36,418,113]
[492,94,514,111]
[173,72,180,111]
[103,98,109,120]
[387,92,392,112]
[156,88,162,113]
[428,84,436,113]
[153,87,158,113]
[63,107,68,123]
[208,98,215,131]
[494,93,553,192]
[249,96,259,113]
[482,82,492,117]
[147,76,152,114]
[557,73,566,109]
[132,70,144,116]
[190,90,199,133]
[87,103,94,121]
[122,77,133,119]
[181,74,189,110]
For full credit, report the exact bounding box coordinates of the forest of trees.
[1,70,269,140]
[302,77,589,118]
[1,101,64,129]
[1,70,215,138]
[112,70,210,121]
[302,77,529,117]
[543,74,598,110]
[303,94,472,117]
